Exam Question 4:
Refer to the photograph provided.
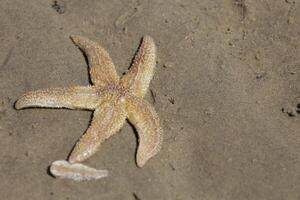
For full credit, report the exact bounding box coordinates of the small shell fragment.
[50,160,108,181]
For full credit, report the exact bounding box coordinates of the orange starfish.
[15,35,163,181]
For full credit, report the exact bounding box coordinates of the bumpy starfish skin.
[16,35,163,179]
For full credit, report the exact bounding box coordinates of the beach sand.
[0,0,299,199]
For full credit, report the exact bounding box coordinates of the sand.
[0,0,300,199]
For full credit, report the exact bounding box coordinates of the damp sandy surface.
[0,0,300,199]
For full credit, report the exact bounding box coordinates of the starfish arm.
[50,160,108,181]
[68,99,127,163]
[70,35,119,86]
[15,86,101,110]
[125,96,163,167]
[120,36,156,98]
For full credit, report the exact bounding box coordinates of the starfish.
[15,35,163,180]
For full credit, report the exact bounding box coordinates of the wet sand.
[0,0,300,199]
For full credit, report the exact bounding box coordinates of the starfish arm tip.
[68,152,86,164]
[136,140,162,168]
[69,35,80,44]
[14,100,23,110]
[14,95,32,110]
[143,35,154,41]
[136,158,147,168]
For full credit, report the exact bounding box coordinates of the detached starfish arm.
[70,35,119,86]
[126,96,163,167]
[68,99,127,163]
[15,86,100,110]
[120,36,156,98]
[50,160,108,181]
